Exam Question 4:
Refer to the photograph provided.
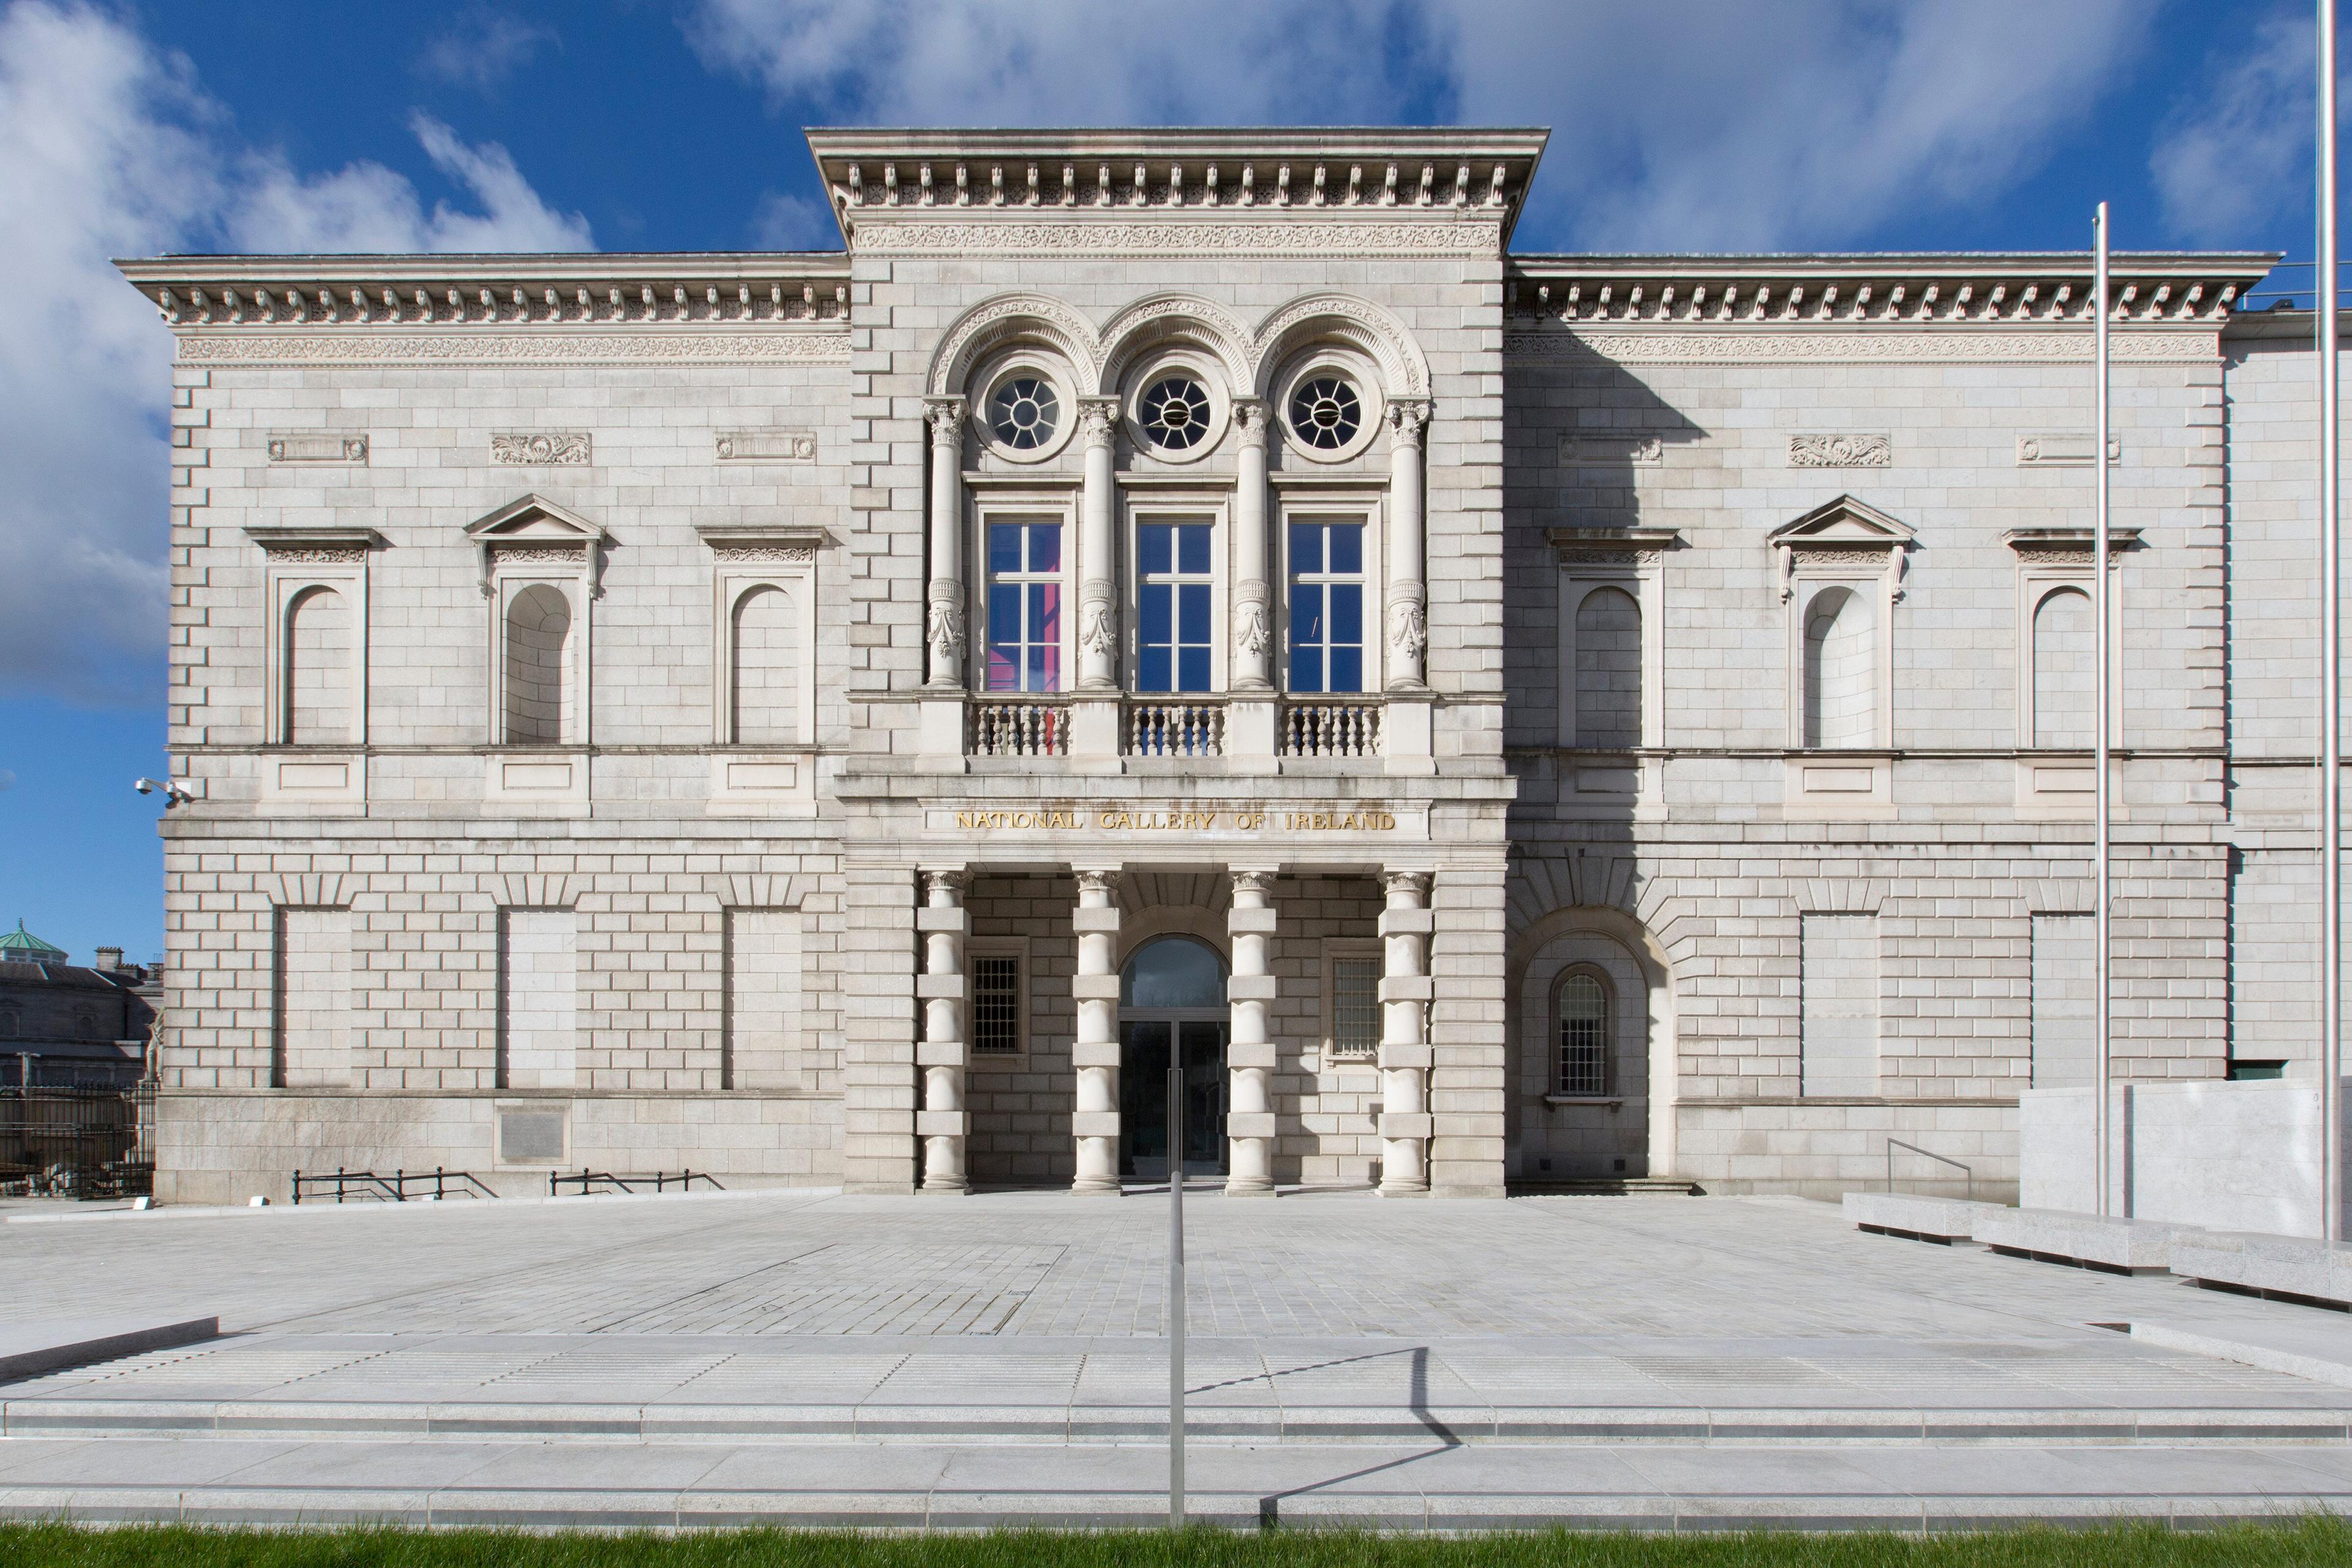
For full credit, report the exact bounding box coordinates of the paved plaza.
[4,1190,2351,1529]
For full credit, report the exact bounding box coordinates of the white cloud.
[684,0,1437,125]
[417,10,556,93]
[0,0,589,705]
[0,769,16,795]
[1430,0,2154,251]
[687,0,2150,252]
[2150,9,2329,246]
[229,114,593,253]
[748,188,834,251]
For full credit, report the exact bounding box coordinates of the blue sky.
[0,0,2336,964]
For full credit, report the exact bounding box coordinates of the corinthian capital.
[925,396,967,445]
[1385,399,1430,448]
[1078,397,1120,447]
[1232,397,1269,447]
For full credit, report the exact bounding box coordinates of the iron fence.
[0,1083,155,1198]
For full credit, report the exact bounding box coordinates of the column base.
[1376,1180,1431,1198]
[1222,1177,1276,1197]
[918,1178,970,1195]
[1069,1178,1124,1197]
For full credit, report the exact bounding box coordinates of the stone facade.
[118,128,2320,1205]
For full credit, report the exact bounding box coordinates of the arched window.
[75,1010,99,1041]
[1556,972,1609,1096]
[1802,586,1876,748]
[0,1012,17,1039]
[1574,586,1642,749]
[730,584,800,744]
[284,584,352,744]
[503,584,573,745]
[2032,586,2094,750]
[1121,935,1226,1010]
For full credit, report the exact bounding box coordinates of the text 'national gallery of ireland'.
[118,127,2326,1205]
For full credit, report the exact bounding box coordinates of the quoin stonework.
[117,127,2328,1205]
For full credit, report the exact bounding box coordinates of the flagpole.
[2093,202,2113,1219]
[2320,0,2343,1243]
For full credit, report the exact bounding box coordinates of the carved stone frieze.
[488,545,587,567]
[1504,328,2222,364]
[1387,600,1428,658]
[927,600,967,665]
[854,217,1504,258]
[257,546,367,564]
[175,331,851,367]
[266,433,368,464]
[491,432,591,466]
[1232,598,1271,657]
[1562,434,1662,467]
[1079,602,1118,657]
[2016,432,2123,466]
[711,545,817,565]
[715,431,818,463]
[1789,433,1891,469]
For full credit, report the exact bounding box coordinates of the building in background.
[0,922,161,1089]
[115,127,2309,1205]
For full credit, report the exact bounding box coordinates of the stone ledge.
[1970,1208,2193,1274]
[1842,1191,1992,1244]
[2168,1230,2352,1310]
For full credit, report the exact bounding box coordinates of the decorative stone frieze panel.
[1789,433,1891,469]
[266,432,368,464]
[715,430,819,463]
[492,432,590,466]
[2016,433,2124,466]
[1561,434,1663,467]
[1506,328,2226,364]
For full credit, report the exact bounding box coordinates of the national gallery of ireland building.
[120,127,2328,1207]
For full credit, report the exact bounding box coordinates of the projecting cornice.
[115,254,854,333]
[804,127,1548,253]
[1503,252,2277,327]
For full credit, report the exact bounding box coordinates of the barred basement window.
[1331,954,1379,1057]
[1556,973,1608,1096]
[971,954,1022,1054]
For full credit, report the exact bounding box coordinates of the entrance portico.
[869,835,1509,1200]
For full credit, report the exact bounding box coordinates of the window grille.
[971,955,1022,1054]
[1331,956,1379,1057]
[1557,974,1608,1096]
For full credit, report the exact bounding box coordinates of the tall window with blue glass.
[986,520,1061,692]
[1137,521,1213,693]
[1287,519,1366,693]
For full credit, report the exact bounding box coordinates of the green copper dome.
[0,920,65,959]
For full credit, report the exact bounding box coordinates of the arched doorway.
[1120,935,1227,1180]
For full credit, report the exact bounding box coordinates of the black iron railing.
[290,1167,496,1204]
[548,1169,726,1197]
[0,1084,154,1198]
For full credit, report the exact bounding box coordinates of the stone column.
[1077,399,1121,692]
[1378,870,1434,1196]
[1070,867,1123,1194]
[1227,400,1277,762]
[915,869,969,1193]
[1383,399,1429,691]
[1231,401,1273,690]
[1225,868,1279,1195]
[924,398,967,690]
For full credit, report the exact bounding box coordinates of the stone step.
[1512,1178,1704,1197]
[2,1435,2350,1531]
[7,1396,2345,1446]
[1842,1191,1992,1243]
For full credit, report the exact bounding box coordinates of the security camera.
[132,778,195,808]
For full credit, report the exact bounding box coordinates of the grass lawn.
[2,1521,2350,1568]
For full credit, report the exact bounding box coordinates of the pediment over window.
[464,494,608,595]
[1766,495,1913,601]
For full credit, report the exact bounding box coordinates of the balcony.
[962,692,1392,765]
[969,696,1069,757]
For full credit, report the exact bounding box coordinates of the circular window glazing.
[1140,376,1213,451]
[1287,375,1362,451]
[989,375,1060,451]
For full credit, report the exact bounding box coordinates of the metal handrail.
[548,1169,726,1197]
[290,1167,493,1205]
[1885,1139,1973,1202]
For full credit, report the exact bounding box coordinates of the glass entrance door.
[1119,1019,1227,1180]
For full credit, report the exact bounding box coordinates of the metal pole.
[2323,0,2345,1243]
[2094,201,2114,1219]
[1167,1063,1185,1528]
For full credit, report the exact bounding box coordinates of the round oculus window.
[1139,375,1213,451]
[1287,375,1362,451]
[988,375,1060,451]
